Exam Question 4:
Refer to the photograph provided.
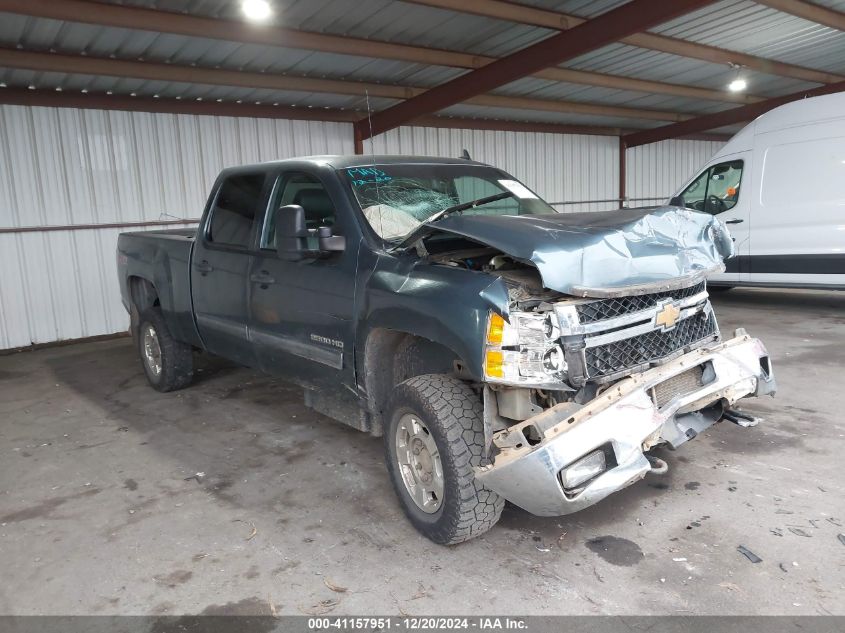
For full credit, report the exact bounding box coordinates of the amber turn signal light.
[487,313,505,345]
[485,350,504,378]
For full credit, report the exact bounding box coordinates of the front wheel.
[137,308,194,392]
[384,374,504,545]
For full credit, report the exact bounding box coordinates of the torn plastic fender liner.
[419,207,735,298]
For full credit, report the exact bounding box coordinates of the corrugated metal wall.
[0,105,353,349]
[625,139,725,203]
[0,223,196,349]
[0,105,723,349]
[368,126,620,213]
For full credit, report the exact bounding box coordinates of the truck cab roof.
[217,154,491,178]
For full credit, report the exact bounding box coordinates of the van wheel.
[384,374,504,545]
[138,308,194,392]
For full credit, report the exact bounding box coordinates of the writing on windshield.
[346,167,393,187]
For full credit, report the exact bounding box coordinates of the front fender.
[359,255,510,379]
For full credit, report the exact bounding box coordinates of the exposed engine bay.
[427,236,719,394]
[427,243,562,309]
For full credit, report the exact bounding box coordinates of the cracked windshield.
[343,164,557,240]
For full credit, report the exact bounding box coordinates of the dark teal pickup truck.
[117,155,775,544]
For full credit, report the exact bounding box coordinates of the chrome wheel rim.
[142,325,162,377]
[394,413,444,514]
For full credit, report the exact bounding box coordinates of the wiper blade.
[423,191,514,225]
[389,191,514,251]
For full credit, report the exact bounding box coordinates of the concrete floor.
[1,289,843,616]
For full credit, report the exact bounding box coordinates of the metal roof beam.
[0,0,763,105]
[623,80,845,146]
[405,0,844,84]
[755,0,845,31]
[0,87,734,141]
[0,87,360,122]
[0,49,697,123]
[0,87,636,137]
[359,0,720,139]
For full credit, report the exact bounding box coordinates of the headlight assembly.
[484,310,567,387]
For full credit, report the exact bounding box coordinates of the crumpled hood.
[426,207,734,297]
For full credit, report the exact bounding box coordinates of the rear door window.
[207,173,268,248]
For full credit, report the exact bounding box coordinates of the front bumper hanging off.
[474,331,775,516]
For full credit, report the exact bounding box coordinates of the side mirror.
[274,204,346,260]
[669,195,685,208]
[275,204,308,261]
[317,225,345,253]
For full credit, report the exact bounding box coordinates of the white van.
[671,92,845,290]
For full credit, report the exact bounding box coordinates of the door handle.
[194,260,213,274]
[250,271,276,285]
[724,218,744,224]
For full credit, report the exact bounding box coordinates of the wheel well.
[129,276,160,312]
[128,277,160,340]
[361,328,462,436]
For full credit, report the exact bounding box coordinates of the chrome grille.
[575,281,706,324]
[584,311,718,380]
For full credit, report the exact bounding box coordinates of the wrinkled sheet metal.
[428,207,735,298]
[474,334,773,516]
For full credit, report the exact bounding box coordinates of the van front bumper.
[474,332,775,516]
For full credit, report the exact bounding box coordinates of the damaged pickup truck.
[117,156,776,544]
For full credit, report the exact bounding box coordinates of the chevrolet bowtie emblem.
[655,302,681,329]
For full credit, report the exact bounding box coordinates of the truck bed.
[117,227,200,347]
[121,227,197,240]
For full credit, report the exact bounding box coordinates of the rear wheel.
[384,374,503,545]
[138,308,194,392]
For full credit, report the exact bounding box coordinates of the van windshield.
[342,164,557,241]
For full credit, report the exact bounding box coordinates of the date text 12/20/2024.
[308,617,528,630]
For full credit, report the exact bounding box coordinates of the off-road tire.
[138,308,194,392]
[384,374,504,544]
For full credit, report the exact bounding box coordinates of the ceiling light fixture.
[727,62,747,93]
[241,0,272,22]
[728,78,747,92]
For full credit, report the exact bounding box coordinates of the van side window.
[261,172,337,249]
[680,160,743,215]
[208,173,267,248]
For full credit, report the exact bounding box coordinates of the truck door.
[191,170,271,367]
[249,170,359,391]
[675,154,750,285]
